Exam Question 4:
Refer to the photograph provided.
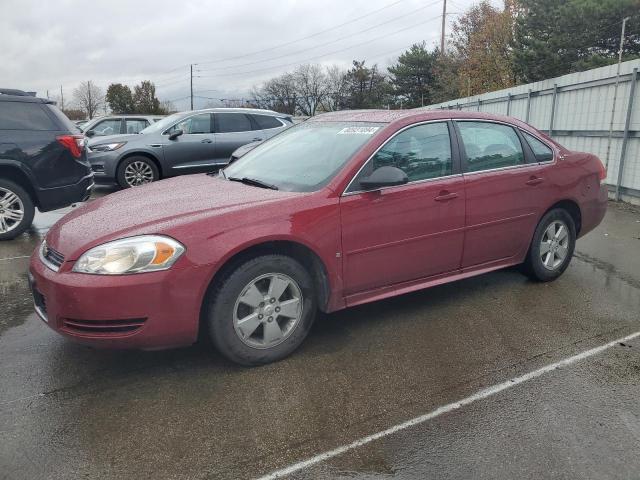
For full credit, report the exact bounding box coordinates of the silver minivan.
[87,108,292,188]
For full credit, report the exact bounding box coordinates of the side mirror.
[168,129,183,140]
[85,130,95,138]
[359,166,408,190]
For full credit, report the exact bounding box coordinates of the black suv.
[0,89,93,240]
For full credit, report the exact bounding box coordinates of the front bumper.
[87,150,120,182]
[28,251,206,350]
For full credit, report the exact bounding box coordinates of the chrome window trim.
[342,119,454,196]
[343,173,463,197]
[462,162,541,176]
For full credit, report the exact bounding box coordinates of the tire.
[116,156,159,188]
[205,254,317,366]
[0,179,35,241]
[522,208,576,282]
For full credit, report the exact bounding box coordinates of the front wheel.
[522,208,576,282]
[117,156,159,188]
[205,255,317,366]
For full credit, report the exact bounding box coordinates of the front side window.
[523,131,554,162]
[216,113,252,133]
[223,122,383,192]
[166,113,211,134]
[457,121,524,172]
[92,119,122,136]
[125,119,148,134]
[354,122,452,188]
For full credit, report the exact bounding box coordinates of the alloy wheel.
[0,187,25,234]
[124,161,154,186]
[233,273,303,349]
[540,220,570,270]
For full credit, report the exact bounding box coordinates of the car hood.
[45,174,298,260]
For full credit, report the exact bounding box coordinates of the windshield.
[139,112,184,134]
[223,122,384,192]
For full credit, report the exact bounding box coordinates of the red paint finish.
[30,110,608,350]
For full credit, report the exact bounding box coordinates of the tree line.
[251,0,640,114]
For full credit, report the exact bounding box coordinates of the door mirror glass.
[85,130,95,137]
[359,166,408,190]
[168,129,183,140]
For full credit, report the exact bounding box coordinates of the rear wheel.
[522,208,576,282]
[117,156,159,188]
[0,179,35,241]
[205,255,317,365]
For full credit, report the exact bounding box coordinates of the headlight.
[90,142,127,152]
[72,235,185,275]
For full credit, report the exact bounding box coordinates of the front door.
[455,120,545,268]
[340,121,466,296]
[162,113,217,172]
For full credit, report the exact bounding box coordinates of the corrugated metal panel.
[420,60,640,197]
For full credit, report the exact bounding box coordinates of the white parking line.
[255,330,640,480]
[0,255,30,262]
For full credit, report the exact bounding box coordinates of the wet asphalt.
[1,185,639,480]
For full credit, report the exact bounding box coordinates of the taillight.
[598,158,607,182]
[56,135,85,158]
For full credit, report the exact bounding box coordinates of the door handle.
[434,191,458,202]
[201,139,213,144]
[525,176,544,186]
[252,137,263,142]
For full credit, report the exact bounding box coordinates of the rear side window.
[523,132,554,162]
[0,102,57,130]
[125,118,149,134]
[252,115,283,130]
[457,121,524,172]
[368,122,452,183]
[216,113,252,133]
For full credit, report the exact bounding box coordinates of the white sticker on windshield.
[337,126,380,135]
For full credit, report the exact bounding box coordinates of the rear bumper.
[36,173,94,212]
[578,183,608,238]
[28,251,204,350]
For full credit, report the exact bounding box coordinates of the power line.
[150,0,410,76]
[197,0,441,73]
[197,14,444,79]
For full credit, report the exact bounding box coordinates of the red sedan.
[29,110,608,365]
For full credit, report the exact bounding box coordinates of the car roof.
[186,107,287,117]
[309,109,532,128]
[0,88,53,104]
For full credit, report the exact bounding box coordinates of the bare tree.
[321,65,349,112]
[251,73,298,115]
[73,81,105,119]
[293,64,326,116]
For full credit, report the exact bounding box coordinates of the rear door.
[340,121,466,297]
[455,120,545,268]
[213,113,261,164]
[161,113,217,172]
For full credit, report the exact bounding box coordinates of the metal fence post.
[616,67,638,201]
[477,99,481,111]
[525,89,532,123]
[549,84,558,136]
[506,93,512,116]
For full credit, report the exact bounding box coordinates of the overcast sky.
[1,0,498,111]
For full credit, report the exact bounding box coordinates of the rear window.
[46,104,80,133]
[252,115,284,130]
[0,102,58,130]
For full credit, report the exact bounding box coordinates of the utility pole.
[190,64,194,110]
[440,0,447,54]
[605,16,630,170]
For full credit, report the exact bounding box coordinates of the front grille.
[43,244,65,270]
[61,318,147,336]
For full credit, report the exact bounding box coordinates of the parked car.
[80,115,164,137]
[87,108,292,188]
[30,110,607,365]
[75,120,89,129]
[0,89,93,240]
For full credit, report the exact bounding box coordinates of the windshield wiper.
[228,176,279,190]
